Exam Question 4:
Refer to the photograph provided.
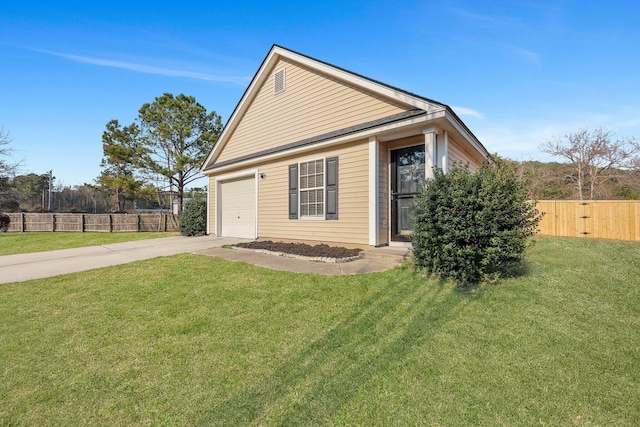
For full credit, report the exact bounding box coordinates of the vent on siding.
[274,68,286,94]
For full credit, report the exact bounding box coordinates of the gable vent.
[274,68,286,94]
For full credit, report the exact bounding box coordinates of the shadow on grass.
[197,270,469,425]
[410,260,532,293]
[404,251,534,291]
[502,261,531,279]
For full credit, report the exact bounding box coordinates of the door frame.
[390,144,425,243]
[214,169,258,239]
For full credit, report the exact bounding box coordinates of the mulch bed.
[235,240,362,259]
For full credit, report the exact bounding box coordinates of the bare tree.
[0,127,21,211]
[541,128,640,200]
[516,160,574,200]
[0,126,20,178]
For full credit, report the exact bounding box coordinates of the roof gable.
[202,45,449,170]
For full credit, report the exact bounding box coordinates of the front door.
[391,144,425,242]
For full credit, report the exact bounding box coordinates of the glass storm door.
[391,144,426,242]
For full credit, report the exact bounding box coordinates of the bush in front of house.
[412,158,539,286]
[179,197,207,236]
[0,213,10,232]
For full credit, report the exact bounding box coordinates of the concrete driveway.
[0,236,248,284]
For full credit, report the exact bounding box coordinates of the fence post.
[109,214,113,232]
[81,214,85,232]
[137,214,141,232]
[164,214,168,232]
[21,212,25,232]
[52,214,56,232]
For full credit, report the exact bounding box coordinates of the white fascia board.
[280,48,442,112]
[280,48,489,161]
[203,113,442,176]
[201,47,283,172]
[444,110,490,159]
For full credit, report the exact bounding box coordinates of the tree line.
[521,128,640,200]
[0,174,189,214]
[1,93,221,214]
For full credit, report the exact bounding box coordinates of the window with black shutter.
[288,163,298,219]
[325,156,338,220]
[288,157,338,220]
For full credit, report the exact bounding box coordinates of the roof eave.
[202,109,443,175]
[443,107,490,159]
[201,44,452,172]
[201,45,283,172]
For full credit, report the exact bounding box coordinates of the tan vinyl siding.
[256,140,369,245]
[216,58,409,164]
[448,135,482,171]
[378,142,389,246]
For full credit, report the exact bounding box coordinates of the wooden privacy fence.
[4,213,179,233]
[536,200,640,241]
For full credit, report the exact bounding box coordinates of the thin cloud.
[451,106,485,120]
[512,47,541,64]
[472,107,640,161]
[32,48,250,85]
[613,118,640,128]
[449,8,522,29]
[601,104,640,130]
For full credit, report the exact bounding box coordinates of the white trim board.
[214,169,258,239]
[368,137,379,246]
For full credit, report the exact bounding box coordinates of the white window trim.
[298,157,326,220]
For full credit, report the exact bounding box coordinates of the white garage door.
[220,176,256,239]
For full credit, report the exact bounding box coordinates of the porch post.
[437,130,449,173]
[206,181,210,235]
[214,178,220,236]
[423,127,438,178]
[368,136,379,246]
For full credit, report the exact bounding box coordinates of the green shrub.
[0,213,10,232]
[179,197,207,236]
[412,159,539,286]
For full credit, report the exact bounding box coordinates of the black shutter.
[289,163,298,219]
[325,156,338,220]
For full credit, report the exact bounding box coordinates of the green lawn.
[1,236,638,426]
[0,232,179,256]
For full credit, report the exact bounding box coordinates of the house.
[201,45,490,247]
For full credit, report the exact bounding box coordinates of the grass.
[1,236,639,426]
[0,232,179,256]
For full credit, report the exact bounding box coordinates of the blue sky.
[1,0,639,186]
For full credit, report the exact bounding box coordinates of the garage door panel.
[220,177,256,239]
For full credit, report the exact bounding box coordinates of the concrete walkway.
[200,247,401,275]
[0,236,247,284]
[0,236,404,284]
